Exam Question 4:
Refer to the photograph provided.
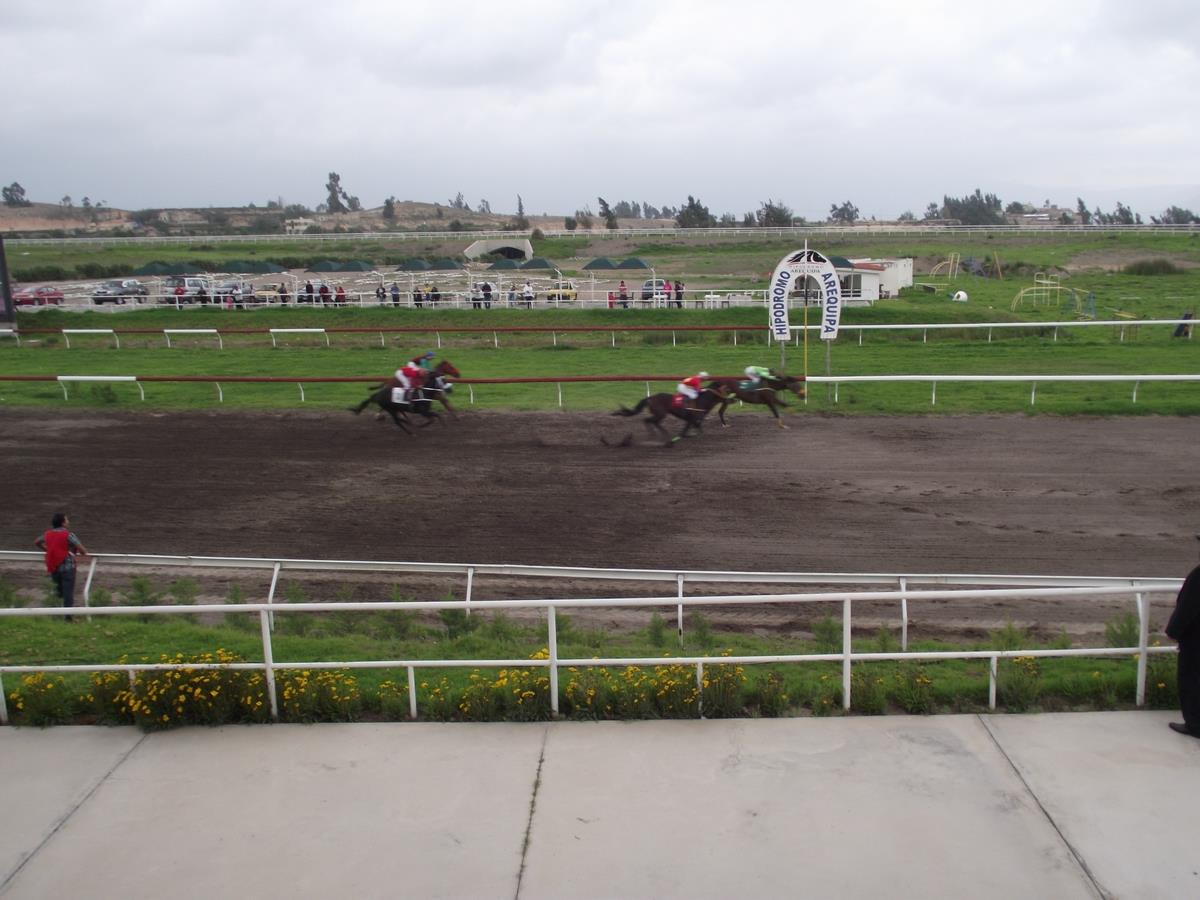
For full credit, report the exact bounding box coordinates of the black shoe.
[1168,722,1197,737]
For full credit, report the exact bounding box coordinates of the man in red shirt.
[674,371,709,411]
[34,512,89,621]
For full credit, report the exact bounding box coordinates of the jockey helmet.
[424,350,435,358]
[698,371,709,378]
[745,366,756,376]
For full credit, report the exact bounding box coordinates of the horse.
[612,384,730,446]
[708,372,805,429]
[348,360,462,432]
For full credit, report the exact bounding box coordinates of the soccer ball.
[952,290,968,302]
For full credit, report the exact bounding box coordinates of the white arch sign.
[768,248,843,341]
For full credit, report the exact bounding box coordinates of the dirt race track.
[2,407,1198,641]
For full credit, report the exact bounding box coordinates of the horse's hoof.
[347,407,360,415]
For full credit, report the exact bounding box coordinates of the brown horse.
[349,360,462,431]
[612,384,730,446]
[708,372,805,429]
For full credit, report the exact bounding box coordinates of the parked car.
[162,275,212,303]
[545,280,578,303]
[13,285,66,306]
[215,280,254,303]
[92,279,149,304]
[640,278,671,301]
[254,283,291,303]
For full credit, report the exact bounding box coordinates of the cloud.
[1,0,1196,217]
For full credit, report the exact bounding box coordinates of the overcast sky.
[4,0,1197,220]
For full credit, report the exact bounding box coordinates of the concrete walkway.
[2,711,1198,899]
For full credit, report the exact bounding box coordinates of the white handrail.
[0,580,1180,723]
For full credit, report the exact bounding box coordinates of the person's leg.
[1179,645,1200,732]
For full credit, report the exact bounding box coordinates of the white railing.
[804,373,1200,405]
[8,223,1199,247]
[784,319,1196,345]
[0,551,1180,722]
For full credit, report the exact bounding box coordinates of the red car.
[13,286,66,306]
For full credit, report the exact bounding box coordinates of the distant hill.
[0,199,675,237]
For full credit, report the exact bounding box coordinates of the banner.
[767,248,843,342]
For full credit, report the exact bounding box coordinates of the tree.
[60,195,72,208]
[574,208,593,229]
[564,216,578,231]
[828,201,859,225]
[2,182,31,207]
[382,197,396,221]
[598,197,618,230]
[512,194,529,230]
[719,212,737,226]
[81,196,91,209]
[1153,205,1200,225]
[1005,200,1027,214]
[924,202,941,220]
[477,199,491,214]
[897,210,915,222]
[642,203,660,219]
[1076,198,1092,225]
[675,195,715,228]
[757,198,793,227]
[325,173,347,213]
[941,189,1004,226]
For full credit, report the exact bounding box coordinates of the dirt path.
[2,408,1197,640]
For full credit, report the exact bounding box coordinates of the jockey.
[410,350,436,373]
[675,371,709,409]
[393,354,431,402]
[743,365,773,388]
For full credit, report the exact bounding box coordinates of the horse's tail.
[613,398,649,417]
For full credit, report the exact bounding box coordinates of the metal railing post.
[0,674,7,724]
[842,598,852,710]
[266,562,281,631]
[407,665,418,720]
[696,661,704,719]
[260,610,279,720]
[989,656,998,709]
[899,576,909,651]
[83,557,98,610]
[1135,592,1148,706]
[465,566,474,616]
[677,574,685,646]
[547,607,559,716]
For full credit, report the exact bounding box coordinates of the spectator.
[334,285,347,306]
[618,280,629,309]
[375,285,386,304]
[608,291,616,309]
[522,281,534,308]
[318,283,331,305]
[34,512,89,622]
[674,279,685,308]
[304,280,315,304]
[389,282,401,306]
[1167,536,1200,738]
[482,281,493,309]
[430,285,441,306]
[471,282,483,309]
[278,284,290,304]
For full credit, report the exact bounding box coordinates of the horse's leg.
[767,398,789,429]
[387,407,413,434]
[439,395,457,419]
[717,399,730,427]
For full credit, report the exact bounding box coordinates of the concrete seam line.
[0,731,149,895]
[513,725,549,900]
[976,715,1109,900]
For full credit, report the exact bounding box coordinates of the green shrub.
[0,577,20,608]
[990,622,1028,651]
[278,669,361,723]
[998,656,1041,711]
[756,672,790,717]
[850,670,888,715]
[1122,259,1181,275]
[809,673,841,716]
[875,627,898,653]
[701,660,746,718]
[7,673,75,726]
[439,607,479,639]
[1145,651,1179,709]
[379,679,411,720]
[647,612,667,648]
[123,651,270,730]
[892,663,935,714]
[1104,612,1140,648]
[689,613,714,651]
[811,615,841,652]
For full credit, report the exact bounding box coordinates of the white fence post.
[1135,591,1148,706]
[0,674,7,724]
[266,562,281,631]
[260,610,279,720]
[899,576,909,651]
[407,665,418,720]
[696,661,704,719]
[465,566,474,616]
[989,656,998,709]
[677,574,685,646]
[842,598,852,710]
[547,607,559,716]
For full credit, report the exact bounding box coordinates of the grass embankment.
[4,282,1200,414]
[0,586,1179,727]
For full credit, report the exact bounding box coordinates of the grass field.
[5,273,1200,414]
